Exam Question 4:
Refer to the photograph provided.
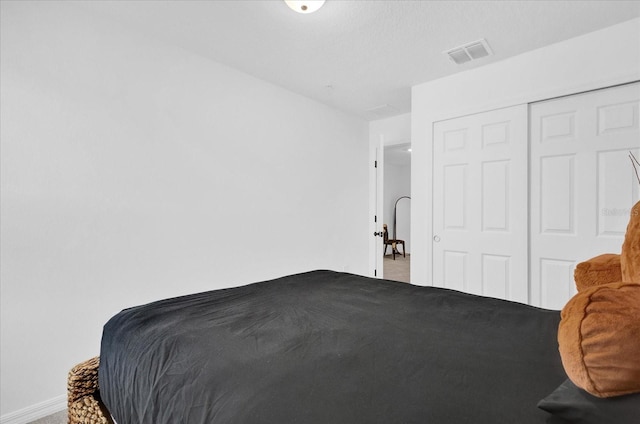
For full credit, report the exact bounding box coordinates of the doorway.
[383,143,411,282]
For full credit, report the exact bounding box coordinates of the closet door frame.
[428,81,639,306]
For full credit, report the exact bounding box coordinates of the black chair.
[383,224,405,260]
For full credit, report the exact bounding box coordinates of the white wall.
[0,1,369,420]
[369,114,411,147]
[411,18,640,285]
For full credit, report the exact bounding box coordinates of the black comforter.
[99,270,567,423]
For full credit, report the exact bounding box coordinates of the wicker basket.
[67,357,113,424]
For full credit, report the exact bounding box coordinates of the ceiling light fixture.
[284,0,325,14]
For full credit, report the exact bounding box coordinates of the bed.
[85,270,639,423]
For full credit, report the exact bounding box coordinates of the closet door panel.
[530,82,640,309]
[539,154,575,234]
[433,105,528,303]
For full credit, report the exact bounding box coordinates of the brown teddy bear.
[558,201,640,398]
[573,202,640,290]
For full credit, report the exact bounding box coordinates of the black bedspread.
[99,270,566,423]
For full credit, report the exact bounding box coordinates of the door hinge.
[374,269,377,277]
[374,160,377,168]
[374,215,377,223]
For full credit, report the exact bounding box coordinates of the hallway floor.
[383,253,410,283]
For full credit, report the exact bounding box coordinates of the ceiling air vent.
[444,39,493,65]
[365,104,399,118]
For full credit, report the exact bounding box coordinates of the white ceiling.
[74,0,640,120]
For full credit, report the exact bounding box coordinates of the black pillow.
[538,379,640,424]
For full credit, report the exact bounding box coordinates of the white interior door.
[374,137,385,278]
[432,105,528,303]
[530,82,640,309]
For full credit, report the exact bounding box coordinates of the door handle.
[433,235,441,242]
[374,231,384,237]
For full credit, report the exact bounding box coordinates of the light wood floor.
[383,253,410,283]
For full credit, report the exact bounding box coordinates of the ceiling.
[74,0,640,120]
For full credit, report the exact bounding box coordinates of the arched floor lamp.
[389,196,411,258]
[393,196,411,241]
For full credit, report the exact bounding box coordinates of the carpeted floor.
[383,253,410,283]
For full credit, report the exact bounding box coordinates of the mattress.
[99,270,567,423]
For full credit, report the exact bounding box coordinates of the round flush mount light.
[284,0,325,14]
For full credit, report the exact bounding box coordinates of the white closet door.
[432,105,528,303]
[530,82,640,309]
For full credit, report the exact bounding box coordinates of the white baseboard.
[0,395,66,424]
